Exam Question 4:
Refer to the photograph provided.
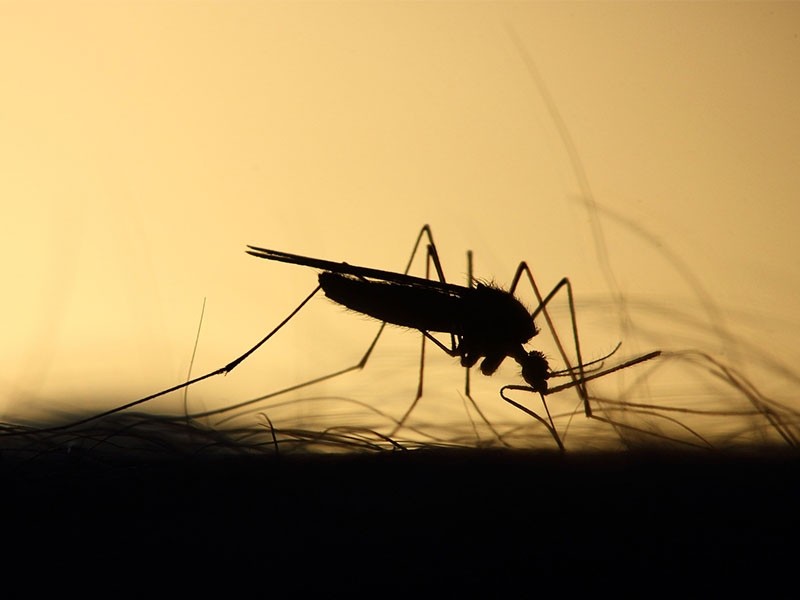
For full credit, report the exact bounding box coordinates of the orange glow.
[2,3,798,450]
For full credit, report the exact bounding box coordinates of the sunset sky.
[2,2,798,446]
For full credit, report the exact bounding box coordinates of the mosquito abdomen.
[319,272,537,350]
[319,272,463,334]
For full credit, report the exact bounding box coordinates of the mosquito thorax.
[465,283,538,345]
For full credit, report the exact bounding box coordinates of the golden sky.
[2,2,798,445]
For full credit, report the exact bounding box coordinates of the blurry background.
[1,2,798,449]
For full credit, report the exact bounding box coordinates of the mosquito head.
[513,349,550,394]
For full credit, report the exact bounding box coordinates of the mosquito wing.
[246,245,467,294]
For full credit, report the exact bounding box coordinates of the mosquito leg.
[455,249,507,444]
[509,264,589,416]
[416,226,458,354]
[2,284,324,437]
[391,240,506,443]
[339,224,448,374]
[389,227,504,443]
[465,250,474,398]
[224,287,321,373]
[506,32,681,449]
[388,229,453,437]
[509,263,672,447]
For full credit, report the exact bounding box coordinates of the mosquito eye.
[520,351,550,392]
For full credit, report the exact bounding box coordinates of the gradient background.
[2,2,798,448]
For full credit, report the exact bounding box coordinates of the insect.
[0,225,660,453]
[238,225,660,450]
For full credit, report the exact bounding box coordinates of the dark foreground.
[3,447,798,593]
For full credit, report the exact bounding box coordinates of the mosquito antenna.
[546,351,661,396]
[548,342,622,377]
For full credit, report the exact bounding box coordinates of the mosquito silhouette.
[2,225,659,451]
[233,225,659,450]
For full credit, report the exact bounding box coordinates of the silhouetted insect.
[238,225,659,450]
[0,225,659,451]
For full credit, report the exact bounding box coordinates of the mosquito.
[0,225,660,451]
[238,224,660,450]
